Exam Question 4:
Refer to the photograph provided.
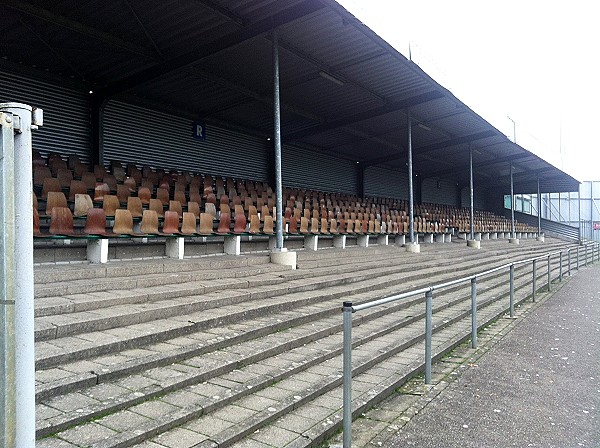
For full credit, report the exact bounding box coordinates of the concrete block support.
[165,237,185,259]
[517,232,522,239]
[357,235,369,247]
[475,233,481,241]
[490,232,498,240]
[87,239,108,263]
[270,248,297,270]
[268,235,277,250]
[459,232,467,240]
[482,233,490,240]
[444,233,452,243]
[435,234,444,243]
[304,234,318,251]
[423,234,434,244]
[509,238,520,245]
[406,242,421,253]
[467,239,481,249]
[537,234,545,242]
[395,234,406,246]
[333,234,347,249]
[377,234,389,246]
[224,235,241,255]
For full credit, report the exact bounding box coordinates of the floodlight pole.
[407,110,415,244]
[272,29,284,250]
[469,143,474,241]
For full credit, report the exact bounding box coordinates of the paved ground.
[382,264,600,448]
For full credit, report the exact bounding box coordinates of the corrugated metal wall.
[422,178,458,206]
[103,100,270,180]
[364,165,408,199]
[281,145,357,193]
[460,186,486,210]
[0,70,91,161]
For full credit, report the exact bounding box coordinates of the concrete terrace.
[33,237,576,448]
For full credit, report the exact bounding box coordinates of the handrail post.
[424,290,433,384]
[585,244,588,266]
[547,254,551,292]
[532,259,537,302]
[509,264,515,318]
[559,251,563,282]
[568,249,571,275]
[470,278,477,349]
[576,246,579,270]
[342,302,353,448]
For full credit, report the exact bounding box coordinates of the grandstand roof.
[0,0,579,194]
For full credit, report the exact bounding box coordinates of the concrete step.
[34,240,565,341]
[34,241,570,441]
[34,240,565,372]
[34,253,557,447]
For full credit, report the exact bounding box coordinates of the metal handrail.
[341,241,599,448]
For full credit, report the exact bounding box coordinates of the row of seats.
[32,151,537,238]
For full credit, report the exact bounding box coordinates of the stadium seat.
[181,212,198,235]
[84,208,109,236]
[45,191,68,216]
[217,211,231,234]
[74,194,94,218]
[162,211,181,235]
[49,207,76,236]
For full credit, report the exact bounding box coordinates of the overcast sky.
[337,0,599,183]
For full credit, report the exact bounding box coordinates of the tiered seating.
[31,150,538,257]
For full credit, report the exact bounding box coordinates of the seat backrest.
[187,201,200,218]
[74,194,94,217]
[45,191,68,216]
[205,202,217,219]
[140,209,160,234]
[233,212,247,234]
[169,200,183,217]
[320,218,329,234]
[148,198,165,217]
[249,215,260,234]
[84,208,107,235]
[198,213,214,235]
[69,180,88,201]
[262,216,274,234]
[156,187,170,205]
[300,217,309,234]
[41,177,61,199]
[112,209,135,235]
[49,207,75,236]
[181,212,198,235]
[127,196,143,218]
[217,211,231,234]
[102,195,121,217]
[162,211,181,235]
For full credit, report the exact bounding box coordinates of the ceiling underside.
[0,0,579,194]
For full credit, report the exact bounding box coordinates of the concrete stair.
[33,238,575,447]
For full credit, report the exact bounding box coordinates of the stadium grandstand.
[0,1,592,447]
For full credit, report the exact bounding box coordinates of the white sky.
[336,0,600,182]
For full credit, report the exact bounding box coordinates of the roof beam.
[2,0,157,58]
[426,152,530,178]
[284,90,444,141]
[191,0,244,25]
[99,0,326,98]
[363,130,496,167]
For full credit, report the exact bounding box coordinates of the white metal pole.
[272,30,284,250]
[0,103,38,448]
[0,110,17,447]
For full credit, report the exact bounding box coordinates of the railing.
[341,241,600,448]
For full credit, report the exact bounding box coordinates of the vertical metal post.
[585,244,588,266]
[559,251,563,282]
[469,143,475,241]
[547,254,551,291]
[532,259,537,302]
[0,111,16,447]
[578,187,582,244]
[576,246,579,270]
[407,111,415,244]
[509,264,515,318]
[537,177,542,235]
[470,277,477,349]
[272,29,284,250]
[568,249,571,275]
[510,163,515,239]
[342,302,353,448]
[424,290,433,384]
[0,103,37,448]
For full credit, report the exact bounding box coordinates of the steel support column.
[469,143,475,241]
[272,29,284,250]
[510,163,515,238]
[407,111,415,244]
[537,177,542,234]
[578,187,582,244]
